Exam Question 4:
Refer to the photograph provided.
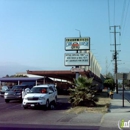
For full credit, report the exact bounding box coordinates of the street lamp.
[75,29,81,37]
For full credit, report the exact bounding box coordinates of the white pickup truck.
[22,84,57,109]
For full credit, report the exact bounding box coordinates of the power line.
[107,0,111,26]
[113,0,115,25]
[122,0,130,42]
[106,57,112,75]
[107,0,112,45]
[120,0,126,28]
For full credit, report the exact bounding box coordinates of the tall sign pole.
[122,73,127,107]
[75,55,79,80]
[122,76,124,107]
[75,29,81,79]
[116,73,128,107]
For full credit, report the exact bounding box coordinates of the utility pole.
[110,25,121,94]
[75,29,81,79]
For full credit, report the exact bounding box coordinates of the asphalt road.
[0,95,100,130]
[118,90,130,102]
[1,91,129,130]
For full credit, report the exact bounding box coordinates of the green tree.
[69,76,98,107]
[123,79,130,89]
[104,78,115,90]
[106,72,114,79]
[5,74,9,77]
[103,72,115,91]
[118,82,122,88]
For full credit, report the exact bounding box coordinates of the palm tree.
[69,76,98,107]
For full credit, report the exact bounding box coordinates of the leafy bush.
[104,78,115,91]
[69,76,98,107]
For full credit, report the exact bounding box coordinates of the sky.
[0,0,130,77]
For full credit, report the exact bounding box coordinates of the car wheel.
[20,99,23,103]
[50,103,55,110]
[55,96,57,101]
[23,106,28,109]
[45,100,49,109]
[5,99,10,103]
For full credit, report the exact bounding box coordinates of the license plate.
[31,104,35,107]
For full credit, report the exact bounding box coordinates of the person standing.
[109,90,114,99]
[22,89,25,100]
[22,87,30,100]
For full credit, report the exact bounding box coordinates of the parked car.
[22,84,57,109]
[4,84,30,103]
[0,86,9,97]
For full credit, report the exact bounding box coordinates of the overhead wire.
[113,0,115,25]
[107,0,111,27]
[121,0,130,42]
[107,0,130,73]
[120,0,126,28]
[119,0,126,43]
[107,0,113,73]
[118,0,130,72]
[120,0,126,43]
[107,0,112,45]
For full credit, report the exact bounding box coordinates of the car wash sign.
[65,37,90,51]
[65,53,90,66]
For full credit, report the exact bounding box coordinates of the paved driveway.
[0,95,103,130]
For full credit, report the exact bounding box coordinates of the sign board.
[65,37,90,51]
[115,73,123,80]
[115,73,128,80]
[64,53,90,66]
[71,68,85,72]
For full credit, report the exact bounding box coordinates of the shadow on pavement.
[109,105,130,109]
[55,102,71,110]
[0,124,99,130]
[96,92,109,98]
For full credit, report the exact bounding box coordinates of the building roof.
[0,77,44,82]
[27,70,85,82]
[27,70,102,83]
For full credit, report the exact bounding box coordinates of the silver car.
[4,85,28,103]
[0,86,9,97]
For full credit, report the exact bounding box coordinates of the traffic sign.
[116,73,130,80]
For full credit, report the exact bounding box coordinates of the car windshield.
[12,85,25,91]
[21,82,35,89]
[30,87,47,93]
